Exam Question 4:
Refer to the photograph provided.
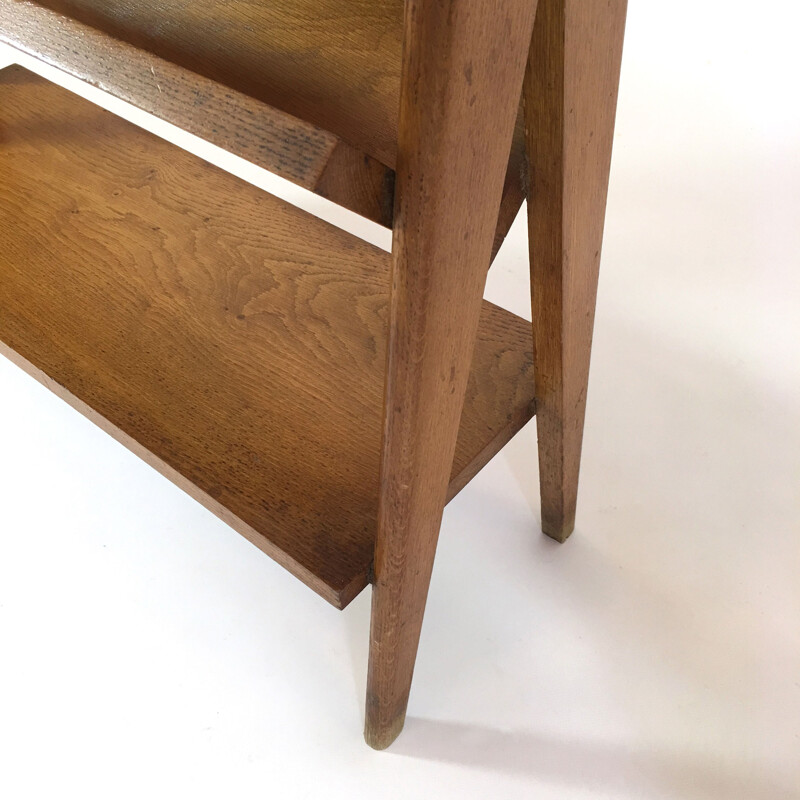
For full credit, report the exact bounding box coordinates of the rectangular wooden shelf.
[0,66,536,608]
[0,0,527,256]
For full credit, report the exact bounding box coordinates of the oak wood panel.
[0,66,536,608]
[1,0,526,250]
[366,0,539,749]
[524,0,627,540]
[0,0,395,227]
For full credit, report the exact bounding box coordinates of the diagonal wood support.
[366,0,539,750]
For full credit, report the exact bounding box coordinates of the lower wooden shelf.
[0,66,536,608]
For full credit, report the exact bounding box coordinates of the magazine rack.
[0,0,626,748]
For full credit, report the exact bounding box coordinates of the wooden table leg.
[364,0,539,749]
[524,0,627,542]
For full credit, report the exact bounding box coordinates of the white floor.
[1,3,798,798]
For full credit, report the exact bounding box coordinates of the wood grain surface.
[366,0,539,748]
[0,66,536,609]
[524,0,627,541]
[0,0,525,252]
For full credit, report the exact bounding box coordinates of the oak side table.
[0,0,626,748]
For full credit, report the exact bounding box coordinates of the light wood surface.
[524,0,627,540]
[366,0,539,749]
[0,65,536,609]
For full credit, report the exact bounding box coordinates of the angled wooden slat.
[30,0,407,167]
[0,0,396,226]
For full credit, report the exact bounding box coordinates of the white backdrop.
[1,2,798,798]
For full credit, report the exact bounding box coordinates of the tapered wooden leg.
[524,0,627,542]
[365,0,539,750]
